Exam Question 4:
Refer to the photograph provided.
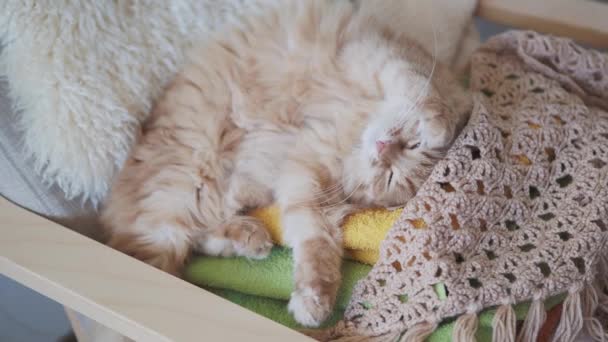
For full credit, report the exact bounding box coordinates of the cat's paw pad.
[231,218,273,259]
[288,288,333,327]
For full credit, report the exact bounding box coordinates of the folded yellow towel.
[249,206,403,265]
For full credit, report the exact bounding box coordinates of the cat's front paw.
[288,287,333,327]
[229,217,273,259]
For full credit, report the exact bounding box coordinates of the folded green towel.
[207,288,344,329]
[186,246,371,310]
[185,247,564,340]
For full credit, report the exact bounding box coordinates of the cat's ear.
[417,100,453,148]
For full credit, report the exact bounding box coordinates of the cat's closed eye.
[400,141,421,150]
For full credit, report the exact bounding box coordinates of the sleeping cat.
[101,0,471,327]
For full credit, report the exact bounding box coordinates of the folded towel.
[186,247,372,309]
[189,250,564,340]
[249,206,402,265]
[207,288,344,329]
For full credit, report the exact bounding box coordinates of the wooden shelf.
[0,197,310,342]
[477,0,608,48]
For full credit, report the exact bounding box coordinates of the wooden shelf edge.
[477,0,608,49]
[0,196,311,342]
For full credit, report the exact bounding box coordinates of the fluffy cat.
[101,0,471,327]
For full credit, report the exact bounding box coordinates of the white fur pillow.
[0,0,477,205]
[0,0,269,204]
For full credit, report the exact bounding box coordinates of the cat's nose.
[376,140,389,155]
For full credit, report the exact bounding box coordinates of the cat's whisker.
[278,186,343,208]
[320,181,364,210]
[283,182,347,208]
[280,172,364,209]
[292,188,344,205]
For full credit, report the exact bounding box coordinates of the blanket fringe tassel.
[582,283,608,342]
[453,312,479,342]
[493,304,516,342]
[312,256,608,342]
[517,299,545,342]
[301,321,402,342]
[598,253,608,317]
[304,320,438,342]
[319,331,401,342]
[583,251,608,342]
[551,255,608,342]
[553,290,583,342]
[551,280,608,342]
[399,321,438,342]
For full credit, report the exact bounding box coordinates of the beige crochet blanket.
[320,31,608,342]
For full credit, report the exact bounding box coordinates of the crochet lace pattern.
[321,31,608,342]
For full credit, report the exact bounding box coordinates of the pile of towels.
[184,207,564,341]
[247,206,400,265]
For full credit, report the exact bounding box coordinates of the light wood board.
[0,197,311,342]
[477,0,608,49]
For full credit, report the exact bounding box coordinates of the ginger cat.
[101,0,470,326]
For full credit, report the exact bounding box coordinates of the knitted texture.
[322,31,608,341]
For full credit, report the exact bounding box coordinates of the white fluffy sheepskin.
[0,0,477,205]
[0,0,270,204]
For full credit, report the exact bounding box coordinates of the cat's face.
[343,95,453,208]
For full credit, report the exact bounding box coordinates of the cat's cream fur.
[101,0,471,327]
